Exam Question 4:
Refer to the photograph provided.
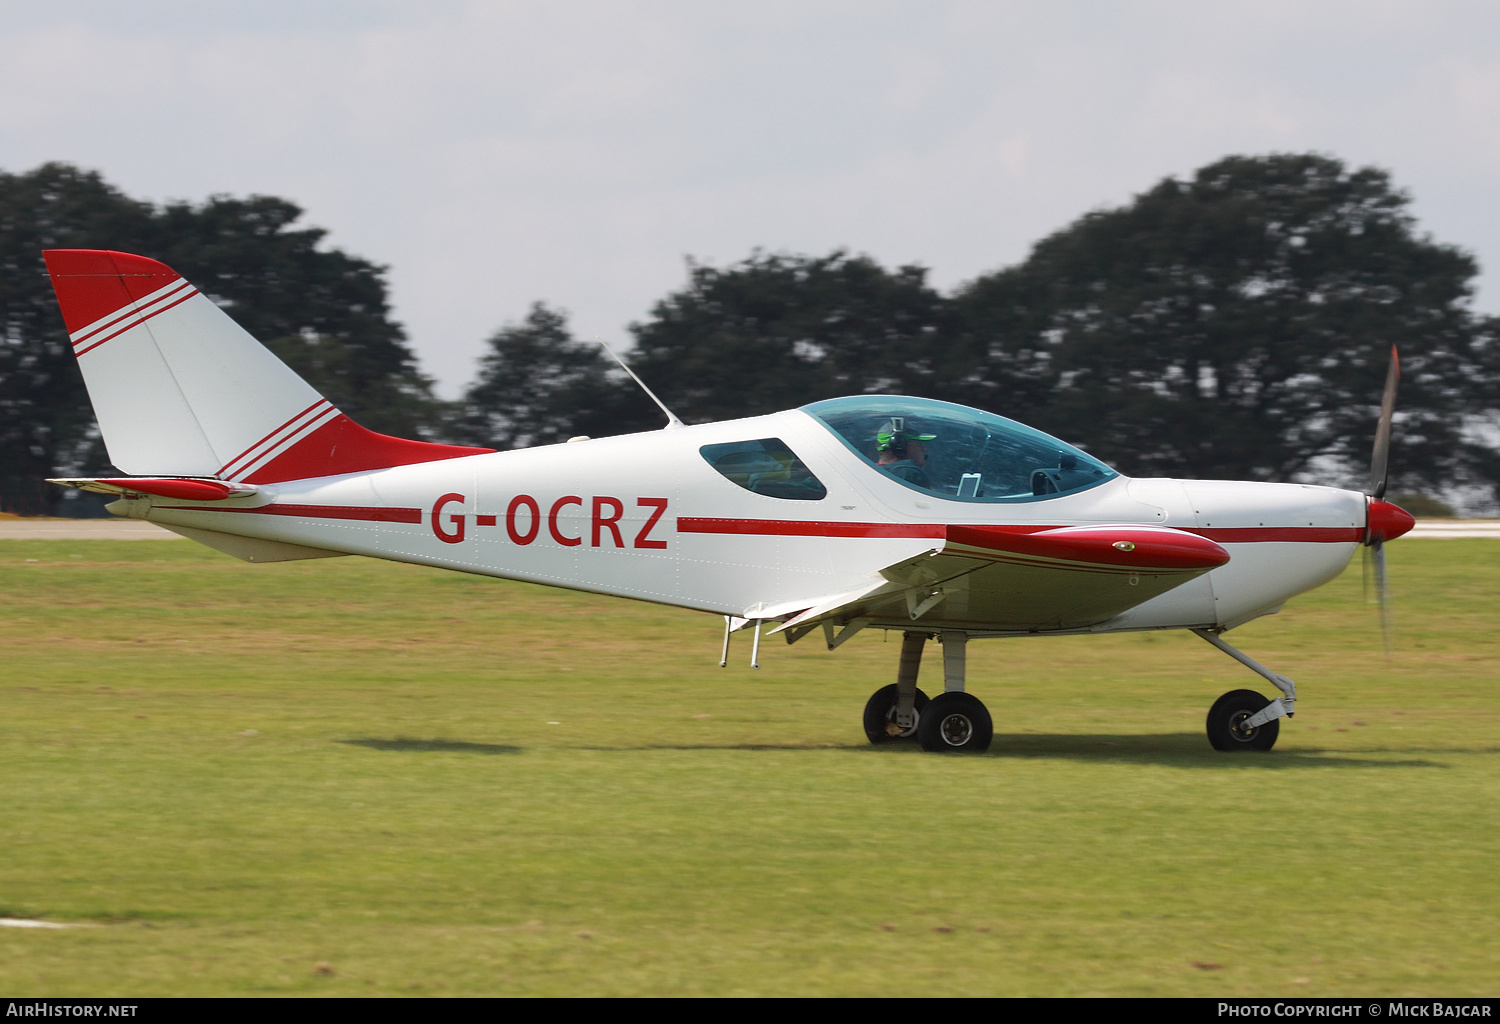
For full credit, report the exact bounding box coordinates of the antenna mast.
[596,338,684,430]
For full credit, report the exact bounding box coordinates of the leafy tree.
[0,163,443,514]
[953,154,1500,498]
[627,251,962,423]
[150,194,441,440]
[457,252,961,448]
[460,157,1497,508]
[0,165,152,514]
[457,303,655,450]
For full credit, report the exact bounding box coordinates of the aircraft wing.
[770,524,1228,636]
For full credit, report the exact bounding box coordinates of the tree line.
[2,155,1496,516]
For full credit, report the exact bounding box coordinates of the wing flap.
[771,524,1229,636]
[765,579,902,634]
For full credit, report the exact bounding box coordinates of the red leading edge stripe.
[946,524,1229,571]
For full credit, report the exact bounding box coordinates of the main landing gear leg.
[1192,628,1297,753]
[862,631,929,743]
[917,631,993,753]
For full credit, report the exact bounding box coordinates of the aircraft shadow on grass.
[977,732,1449,769]
[585,733,1448,769]
[339,737,522,755]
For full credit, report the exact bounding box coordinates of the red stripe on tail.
[241,414,493,484]
[44,250,184,335]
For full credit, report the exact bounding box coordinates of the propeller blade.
[1368,344,1400,499]
[1371,539,1391,658]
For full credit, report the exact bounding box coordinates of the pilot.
[875,418,936,489]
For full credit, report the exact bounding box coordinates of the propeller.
[1362,345,1415,655]
[1368,344,1400,501]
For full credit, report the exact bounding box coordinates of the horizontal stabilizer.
[49,477,258,501]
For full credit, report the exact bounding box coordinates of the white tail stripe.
[68,278,194,345]
[69,279,196,345]
[218,399,330,477]
[226,405,341,482]
[218,399,335,478]
[72,281,200,357]
[74,289,199,357]
[219,401,340,481]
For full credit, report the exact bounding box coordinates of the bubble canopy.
[802,396,1118,503]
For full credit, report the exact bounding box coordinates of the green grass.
[1,538,1497,996]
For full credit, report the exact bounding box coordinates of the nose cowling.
[1365,498,1415,545]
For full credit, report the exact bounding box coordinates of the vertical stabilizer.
[45,249,491,482]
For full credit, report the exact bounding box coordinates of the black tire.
[862,684,930,743]
[917,692,993,753]
[1206,688,1280,752]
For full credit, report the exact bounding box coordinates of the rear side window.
[700,438,827,501]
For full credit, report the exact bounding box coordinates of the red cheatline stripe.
[677,517,946,539]
[161,503,422,524]
[69,279,194,346]
[677,517,1360,544]
[218,400,335,479]
[1188,527,1364,543]
[155,512,1365,541]
[72,284,200,357]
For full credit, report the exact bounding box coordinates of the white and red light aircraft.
[44,249,1415,754]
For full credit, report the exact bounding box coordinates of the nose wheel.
[1206,688,1280,752]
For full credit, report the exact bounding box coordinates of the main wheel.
[862,684,930,743]
[1206,689,1280,752]
[917,692,993,753]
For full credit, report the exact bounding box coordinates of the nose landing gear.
[1205,688,1281,752]
[1193,628,1297,753]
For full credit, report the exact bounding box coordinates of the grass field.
[1,537,1497,996]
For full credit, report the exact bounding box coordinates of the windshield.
[803,396,1117,503]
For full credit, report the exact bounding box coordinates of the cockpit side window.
[802,396,1117,503]
[700,438,828,501]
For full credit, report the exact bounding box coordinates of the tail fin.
[45,250,491,483]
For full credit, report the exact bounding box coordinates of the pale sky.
[3,1,1498,396]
